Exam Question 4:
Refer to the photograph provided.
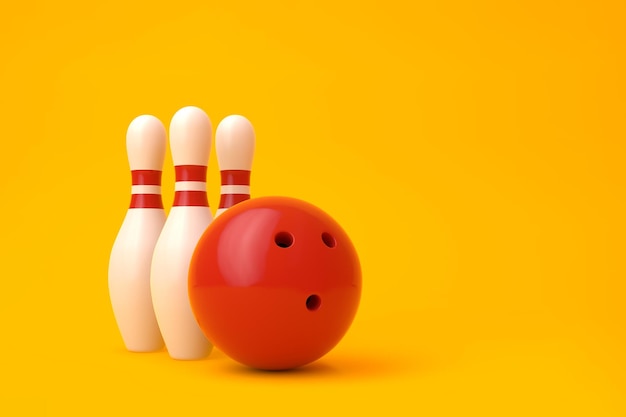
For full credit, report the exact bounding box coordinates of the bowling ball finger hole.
[322,232,336,248]
[306,294,321,311]
[274,231,294,248]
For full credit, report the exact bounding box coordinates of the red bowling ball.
[188,196,361,370]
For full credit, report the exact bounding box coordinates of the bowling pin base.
[124,342,165,353]
[109,209,166,354]
[167,344,213,361]
[151,205,214,361]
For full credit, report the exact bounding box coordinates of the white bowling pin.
[150,106,213,360]
[215,115,256,217]
[108,115,166,352]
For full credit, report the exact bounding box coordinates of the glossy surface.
[189,196,361,370]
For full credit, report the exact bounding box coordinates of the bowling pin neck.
[218,170,251,210]
[220,170,250,186]
[132,170,162,186]
[173,165,209,208]
[130,169,163,209]
[175,165,207,182]
[218,193,250,209]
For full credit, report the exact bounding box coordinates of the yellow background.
[1,0,625,415]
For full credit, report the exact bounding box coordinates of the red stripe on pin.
[220,170,251,186]
[175,165,207,182]
[132,170,162,186]
[174,191,209,207]
[130,194,164,209]
[219,194,250,209]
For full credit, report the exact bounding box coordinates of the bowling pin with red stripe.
[108,115,166,352]
[150,106,213,360]
[215,115,256,217]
